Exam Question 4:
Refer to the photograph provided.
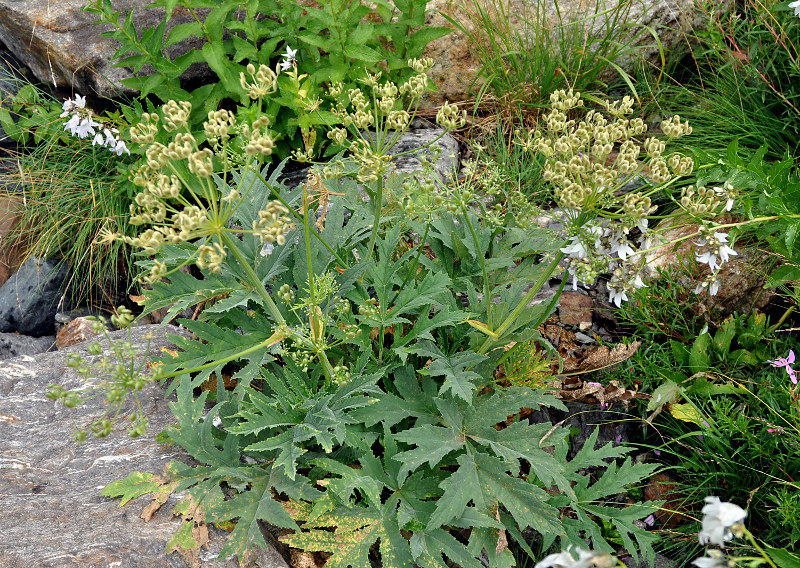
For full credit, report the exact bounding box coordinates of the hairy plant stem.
[366,174,384,258]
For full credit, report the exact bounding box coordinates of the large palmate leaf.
[206,471,299,562]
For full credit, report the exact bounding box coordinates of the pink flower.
[768,350,797,384]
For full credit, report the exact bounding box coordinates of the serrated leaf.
[415,342,486,402]
[207,473,299,562]
[473,453,562,536]
[392,424,464,479]
[101,471,159,506]
[427,453,482,530]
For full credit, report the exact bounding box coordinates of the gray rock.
[0,331,55,359]
[0,325,289,568]
[0,257,68,336]
[381,121,460,185]
[0,0,214,98]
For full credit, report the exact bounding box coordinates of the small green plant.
[46,307,154,441]
[83,64,673,566]
[670,312,772,372]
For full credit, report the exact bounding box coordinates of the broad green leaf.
[427,453,483,530]
[101,471,159,506]
[282,505,413,568]
[392,424,464,479]
[766,546,800,568]
[647,380,681,411]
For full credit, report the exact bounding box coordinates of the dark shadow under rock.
[527,402,634,460]
[0,325,289,568]
[0,331,54,359]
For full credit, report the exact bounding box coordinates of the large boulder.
[0,0,210,98]
[0,257,69,336]
[0,324,289,568]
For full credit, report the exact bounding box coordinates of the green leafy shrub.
[84,0,450,162]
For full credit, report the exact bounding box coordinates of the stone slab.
[0,324,289,568]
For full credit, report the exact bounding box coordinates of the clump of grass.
[445,0,661,120]
[0,73,139,305]
[2,141,138,305]
[639,0,800,158]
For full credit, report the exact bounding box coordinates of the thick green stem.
[159,333,284,381]
[219,232,284,324]
[366,175,384,258]
[303,185,335,382]
[459,204,493,325]
[477,251,565,354]
[743,528,779,568]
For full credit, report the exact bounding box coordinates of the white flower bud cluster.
[204,109,236,144]
[253,201,292,245]
[124,99,286,282]
[435,101,466,130]
[243,116,275,156]
[61,94,129,155]
[679,185,723,216]
[239,63,278,100]
[661,114,693,138]
[130,113,159,145]
[161,99,192,132]
[196,242,227,274]
[350,139,392,183]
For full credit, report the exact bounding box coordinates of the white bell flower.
[698,496,746,547]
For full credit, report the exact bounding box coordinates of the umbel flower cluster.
[324,57,465,184]
[123,96,290,283]
[61,94,129,155]
[517,89,738,306]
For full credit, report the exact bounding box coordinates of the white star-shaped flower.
[790,0,800,17]
[280,46,298,71]
[535,547,615,568]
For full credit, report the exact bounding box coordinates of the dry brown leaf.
[494,509,508,556]
[139,472,178,522]
[291,550,323,568]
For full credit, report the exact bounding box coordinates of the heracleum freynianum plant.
[78,62,671,567]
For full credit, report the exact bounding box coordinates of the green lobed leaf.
[101,471,159,506]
